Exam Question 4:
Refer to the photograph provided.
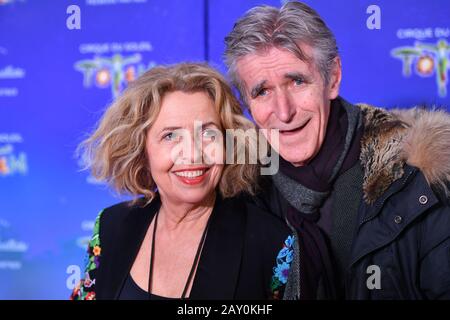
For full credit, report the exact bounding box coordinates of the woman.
[71,63,294,300]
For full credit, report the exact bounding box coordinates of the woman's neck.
[158,192,216,233]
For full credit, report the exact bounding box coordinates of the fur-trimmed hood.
[358,104,450,204]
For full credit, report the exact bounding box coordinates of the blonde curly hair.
[78,63,259,203]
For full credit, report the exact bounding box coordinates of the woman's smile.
[172,167,211,185]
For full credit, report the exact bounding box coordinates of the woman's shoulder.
[103,197,147,214]
[101,197,155,220]
[98,197,157,237]
[101,199,138,219]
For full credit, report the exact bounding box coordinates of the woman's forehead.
[151,91,222,130]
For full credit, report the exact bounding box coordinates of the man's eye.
[258,88,268,97]
[293,78,303,86]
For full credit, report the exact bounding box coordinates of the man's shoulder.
[358,104,450,204]
[393,107,450,199]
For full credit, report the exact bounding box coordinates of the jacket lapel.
[107,197,160,299]
[189,196,247,299]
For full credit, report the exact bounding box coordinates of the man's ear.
[328,56,342,100]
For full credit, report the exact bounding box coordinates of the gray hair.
[224,1,339,101]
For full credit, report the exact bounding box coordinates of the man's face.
[236,45,341,167]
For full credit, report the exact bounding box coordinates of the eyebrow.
[200,121,221,129]
[160,126,183,133]
[160,122,220,133]
[284,71,307,81]
[249,72,311,99]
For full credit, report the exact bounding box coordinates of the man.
[224,1,450,299]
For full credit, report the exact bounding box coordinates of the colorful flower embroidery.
[270,235,295,299]
[93,246,101,256]
[84,291,96,300]
[70,210,103,300]
[273,261,291,284]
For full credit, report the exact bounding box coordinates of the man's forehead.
[236,48,313,84]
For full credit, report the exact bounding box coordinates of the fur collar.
[358,104,450,204]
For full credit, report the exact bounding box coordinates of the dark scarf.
[274,97,363,299]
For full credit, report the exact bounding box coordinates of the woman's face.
[146,90,224,206]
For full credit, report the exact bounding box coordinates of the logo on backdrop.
[392,27,450,97]
[0,46,26,98]
[76,219,94,250]
[0,133,28,177]
[85,0,147,6]
[74,41,156,98]
[0,0,25,5]
[0,218,29,270]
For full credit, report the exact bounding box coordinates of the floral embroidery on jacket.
[270,235,295,299]
[70,210,103,300]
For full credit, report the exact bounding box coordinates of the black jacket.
[72,194,293,300]
[347,164,450,299]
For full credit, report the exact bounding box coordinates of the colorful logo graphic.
[0,133,28,177]
[74,53,156,98]
[392,39,450,97]
[0,152,27,176]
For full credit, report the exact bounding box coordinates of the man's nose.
[274,91,295,123]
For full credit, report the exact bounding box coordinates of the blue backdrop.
[0,0,449,299]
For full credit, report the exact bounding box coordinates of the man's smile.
[278,118,312,136]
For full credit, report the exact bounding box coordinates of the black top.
[118,273,177,300]
[94,193,293,300]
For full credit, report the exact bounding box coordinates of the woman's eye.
[203,129,217,141]
[163,132,179,141]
